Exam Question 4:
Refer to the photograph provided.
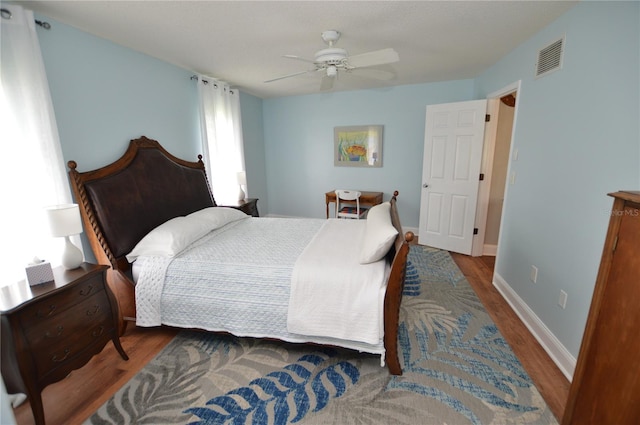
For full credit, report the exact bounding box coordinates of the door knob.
[423,183,429,188]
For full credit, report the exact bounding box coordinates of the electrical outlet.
[559,290,568,309]
[530,265,538,283]
[513,148,519,161]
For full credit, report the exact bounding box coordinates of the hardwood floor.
[11,253,570,424]
[12,326,179,425]
[450,252,570,421]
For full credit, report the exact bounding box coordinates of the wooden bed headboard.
[68,136,215,323]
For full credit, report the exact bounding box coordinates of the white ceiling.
[17,1,577,99]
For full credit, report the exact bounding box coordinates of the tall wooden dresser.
[562,191,640,424]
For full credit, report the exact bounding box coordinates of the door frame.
[471,80,521,257]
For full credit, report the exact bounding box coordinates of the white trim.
[492,272,576,382]
[473,81,521,260]
[487,81,520,102]
[487,81,521,273]
[482,244,497,256]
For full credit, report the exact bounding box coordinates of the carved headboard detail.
[68,136,215,324]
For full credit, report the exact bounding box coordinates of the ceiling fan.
[264,30,399,90]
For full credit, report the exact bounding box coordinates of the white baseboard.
[492,272,576,382]
[483,244,497,256]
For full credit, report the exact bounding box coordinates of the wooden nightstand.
[219,198,259,217]
[0,263,128,425]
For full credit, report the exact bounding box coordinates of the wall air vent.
[535,35,565,78]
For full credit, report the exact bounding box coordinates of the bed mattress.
[133,217,387,356]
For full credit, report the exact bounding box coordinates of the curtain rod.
[191,75,213,85]
[1,8,51,29]
[190,75,235,94]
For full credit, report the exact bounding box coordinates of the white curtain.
[197,76,246,204]
[0,5,79,284]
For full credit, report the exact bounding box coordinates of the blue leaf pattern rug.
[87,246,558,424]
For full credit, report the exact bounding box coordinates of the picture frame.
[334,125,383,168]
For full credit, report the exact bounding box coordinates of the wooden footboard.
[384,192,413,375]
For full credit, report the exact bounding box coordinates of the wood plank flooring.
[450,253,570,421]
[12,326,179,425]
[11,253,570,424]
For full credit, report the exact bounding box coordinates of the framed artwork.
[334,125,383,167]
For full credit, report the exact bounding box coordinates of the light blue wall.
[262,81,475,225]
[35,16,267,254]
[36,15,201,170]
[36,16,203,263]
[475,1,640,357]
[37,15,268,207]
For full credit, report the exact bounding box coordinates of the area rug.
[87,246,558,425]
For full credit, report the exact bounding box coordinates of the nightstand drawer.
[0,263,127,425]
[18,274,104,326]
[34,321,112,380]
[22,291,111,350]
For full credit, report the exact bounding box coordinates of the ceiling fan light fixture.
[326,65,338,78]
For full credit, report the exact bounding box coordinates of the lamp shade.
[236,171,247,186]
[45,204,83,237]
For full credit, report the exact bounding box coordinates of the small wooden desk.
[325,190,384,218]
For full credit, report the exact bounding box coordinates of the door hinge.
[485,114,491,122]
[479,173,485,181]
[473,228,479,235]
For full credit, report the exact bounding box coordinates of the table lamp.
[44,204,84,270]
[236,171,247,201]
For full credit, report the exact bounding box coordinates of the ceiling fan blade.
[320,75,334,91]
[347,48,399,68]
[283,54,316,63]
[264,69,314,83]
[349,67,396,81]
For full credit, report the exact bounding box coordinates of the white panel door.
[419,100,487,254]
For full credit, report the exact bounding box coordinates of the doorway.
[483,93,516,254]
[471,81,520,257]
[418,82,520,257]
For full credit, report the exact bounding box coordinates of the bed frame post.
[384,191,414,375]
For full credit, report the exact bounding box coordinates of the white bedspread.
[287,219,388,345]
[134,255,173,327]
[133,217,388,356]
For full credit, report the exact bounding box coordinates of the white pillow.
[126,216,213,262]
[359,202,398,264]
[187,206,249,228]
